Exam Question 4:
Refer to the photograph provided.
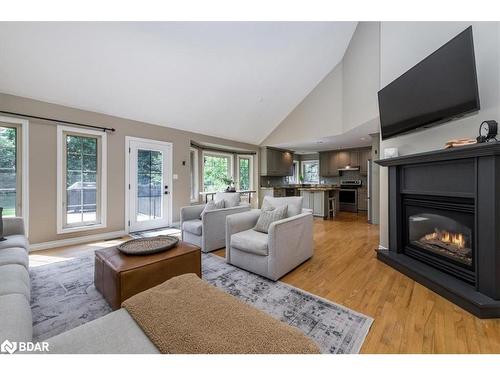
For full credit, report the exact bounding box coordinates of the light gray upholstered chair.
[225,196,313,281]
[180,192,251,253]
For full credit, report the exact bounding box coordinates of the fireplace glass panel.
[408,213,472,266]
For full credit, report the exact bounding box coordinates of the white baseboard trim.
[29,230,128,252]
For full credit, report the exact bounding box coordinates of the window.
[0,123,20,217]
[137,149,163,221]
[301,160,319,184]
[237,155,253,191]
[57,126,107,233]
[202,151,233,192]
[189,147,199,202]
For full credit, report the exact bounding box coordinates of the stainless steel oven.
[339,189,358,212]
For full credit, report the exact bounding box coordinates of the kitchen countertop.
[260,185,341,191]
[297,187,340,191]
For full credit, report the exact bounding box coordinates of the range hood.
[338,166,360,171]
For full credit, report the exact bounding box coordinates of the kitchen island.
[298,187,340,219]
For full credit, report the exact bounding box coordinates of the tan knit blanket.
[122,273,320,354]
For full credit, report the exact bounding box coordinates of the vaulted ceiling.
[0,22,357,144]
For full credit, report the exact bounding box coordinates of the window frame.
[301,160,320,184]
[0,116,29,236]
[57,126,107,234]
[201,150,234,193]
[236,154,254,191]
[189,147,199,203]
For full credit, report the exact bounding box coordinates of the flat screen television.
[378,26,480,140]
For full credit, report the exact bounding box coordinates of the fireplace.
[376,142,500,318]
[403,196,475,284]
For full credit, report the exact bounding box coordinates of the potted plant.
[222,177,237,192]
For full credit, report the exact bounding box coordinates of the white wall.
[261,62,343,145]
[343,22,380,133]
[261,22,381,147]
[378,22,500,248]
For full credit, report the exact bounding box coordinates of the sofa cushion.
[0,234,28,251]
[0,247,29,268]
[262,196,303,218]
[254,205,288,234]
[215,192,240,208]
[0,293,33,343]
[231,229,269,256]
[0,264,31,300]
[200,199,224,217]
[182,219,203,236]
[46,308,159,354]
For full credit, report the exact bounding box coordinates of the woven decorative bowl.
[117,235,179,255]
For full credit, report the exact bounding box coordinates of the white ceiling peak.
[0,22,357,145]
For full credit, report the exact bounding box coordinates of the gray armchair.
[225,197,313,281]
[180,194,251,253]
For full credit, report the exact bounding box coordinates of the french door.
[127,138,172,232]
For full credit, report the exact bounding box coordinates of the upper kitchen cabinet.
[336,151,350,170]
[349,150,360,167]
[260,147,294,176]
[319,147,372,176]
[359,148,371,175]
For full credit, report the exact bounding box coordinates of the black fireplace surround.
[377,142,500,318]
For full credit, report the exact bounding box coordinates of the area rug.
[30,252,373,353]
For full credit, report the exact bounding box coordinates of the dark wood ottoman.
[94,240,201,310]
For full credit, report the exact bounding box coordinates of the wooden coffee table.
[94,240,201,310]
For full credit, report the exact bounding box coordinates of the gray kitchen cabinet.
[359,148,371,175]
[358,189,368,211]
[260,147,294,176]
[319,151,339,177]
[319,152,330,177]
[300,190,325,217]
[312,191,325,217]
[349,150,360,167]
[336,151,350,169]
[329,152,340,176]
[301,191,312,210]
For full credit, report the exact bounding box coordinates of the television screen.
[378,26,480,140]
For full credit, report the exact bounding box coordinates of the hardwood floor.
[216,212,500,354]
[31,212,500,353]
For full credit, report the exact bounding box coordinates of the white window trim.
[0,116,29,237]
[301,160,320,184]
[202,150,234,192]
[57,125,107,234]
[236,154,254,191]
[189,147,199,203]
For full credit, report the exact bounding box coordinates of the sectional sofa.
[0,217,33,344]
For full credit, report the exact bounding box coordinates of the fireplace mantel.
[376,141,500,318]
[377,141,500,167]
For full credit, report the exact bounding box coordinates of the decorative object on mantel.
[444,138,477,149]
[117,235,179,255]
[0,207,5,242]
[476,120,498,143]
[383,147,399,159]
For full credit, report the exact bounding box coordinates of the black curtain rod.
[0,110,116,132]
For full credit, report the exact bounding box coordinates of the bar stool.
[328,197,336,219]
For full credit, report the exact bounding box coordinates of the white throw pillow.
[254,205,288,234]
[200,199,225,218]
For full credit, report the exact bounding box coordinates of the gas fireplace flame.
[424,229,466,249]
